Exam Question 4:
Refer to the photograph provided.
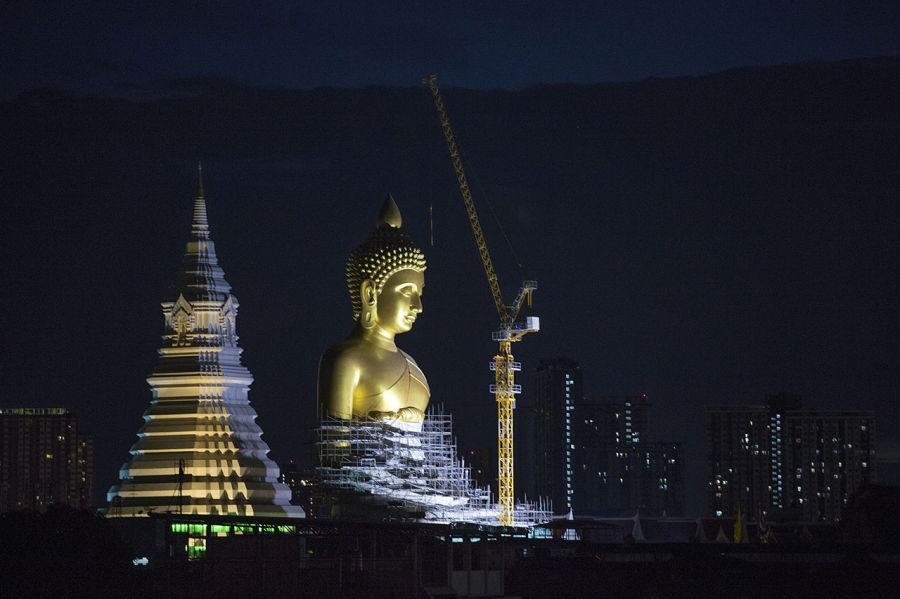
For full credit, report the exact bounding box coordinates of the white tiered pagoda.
[107,167,303,518]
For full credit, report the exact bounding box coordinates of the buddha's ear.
[360,279,377,329]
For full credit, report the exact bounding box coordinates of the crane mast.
[423,76,539,526]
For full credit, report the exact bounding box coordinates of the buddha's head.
[346,195,426,335]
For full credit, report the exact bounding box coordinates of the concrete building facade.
[705,397,876,522]
[532,358,582,514]
[574,396,684,516]
[705,405,771,518]
[783,410,876,521]
[0,407,93,512]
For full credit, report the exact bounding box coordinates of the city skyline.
[0,408,93,512]
[2,7,898,596]
[2,59,898,516]
[2,4,898,517]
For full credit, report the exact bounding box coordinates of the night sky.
[4,1,900,96]
[1,2,899,514]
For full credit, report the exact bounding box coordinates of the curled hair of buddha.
[346,195,427,320]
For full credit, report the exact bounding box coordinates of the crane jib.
[424,75,539,527]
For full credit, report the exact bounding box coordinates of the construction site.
[315,408,551,527]
[306,76,549,531]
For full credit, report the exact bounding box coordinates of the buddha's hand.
[396,407,425,423]
[368,411,397,422]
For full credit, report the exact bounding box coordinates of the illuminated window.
[186,537,206,560]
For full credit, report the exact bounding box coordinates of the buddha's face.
[375,269,424,334]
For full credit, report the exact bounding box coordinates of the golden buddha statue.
[318,195,430,425]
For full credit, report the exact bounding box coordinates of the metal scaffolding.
[317,407,551,527]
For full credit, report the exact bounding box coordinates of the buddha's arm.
[317,352,359,420]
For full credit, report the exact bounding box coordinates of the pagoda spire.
[192,162,209,239]
[165,165,231,302]
[106,169,303,520]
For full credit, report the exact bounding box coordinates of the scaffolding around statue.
[316,407,551,527]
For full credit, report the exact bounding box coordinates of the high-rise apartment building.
[515,403,538,500]
[465,446,498,492]
[574,396,684,516]
[278,459,320,517]
[706,405,771,518]
[0,408,93,512]
[705,396,876,522]
[766,392,802,510]
[783,410,876,522]
[533,358,582,514]
[529,361,685,517]
[577,395,650,448]
[640,442,684,516]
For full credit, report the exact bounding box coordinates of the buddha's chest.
[353,351,430,414]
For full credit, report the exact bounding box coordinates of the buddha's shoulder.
[320,338,379,368]
[398,349,420,367]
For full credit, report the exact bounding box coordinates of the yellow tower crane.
[423,75,539,527]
